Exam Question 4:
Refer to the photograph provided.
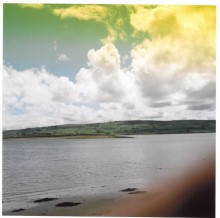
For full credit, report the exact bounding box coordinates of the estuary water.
[2,133,215,212]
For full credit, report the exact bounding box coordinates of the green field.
[3,120,216,139]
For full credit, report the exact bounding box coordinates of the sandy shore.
[3,189,154,216]
[2,190,144,216]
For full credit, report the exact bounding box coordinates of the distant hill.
[3,120,216,139]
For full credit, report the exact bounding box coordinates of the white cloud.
[19,4,45,10]
[3,43,215,130]
[75,44,141,105]
[53,5,107,22]
[58,53,70,61]
[129,6,216,75]
[3,65,79,129]
[87,43,120,71]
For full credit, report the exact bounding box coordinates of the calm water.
[2,133,215,211]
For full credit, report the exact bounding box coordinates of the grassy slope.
[3,120,216,139]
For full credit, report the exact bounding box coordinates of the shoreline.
[2,191,135,216]
[2,134,134,140]
[3,120,215,140]
[3,131,214,140]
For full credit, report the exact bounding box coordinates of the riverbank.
[3,119,215,139]
[3,134,133,140]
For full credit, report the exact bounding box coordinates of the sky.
[2,4,216,130]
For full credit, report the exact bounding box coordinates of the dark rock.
[55,202,81,207]
[34,197,58,203]
[128,191,146,194]
[12,208,26,212]
[120,188,137,192]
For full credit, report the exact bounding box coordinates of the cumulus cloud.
[2,5,216,130]
[150,101,172,108]
[128,6,216,105]
[53,5,107,22]
[130,6,216,75]
[52,5,128,44]
[185,80,216,100]
[188,103,215,111]
[51,4,217,55]
[3,65,93,129]
[58,53,70,61]
[18,4,44,9]
[75,44,138,103]
[3,42,215,130]
[87,43,120,71]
